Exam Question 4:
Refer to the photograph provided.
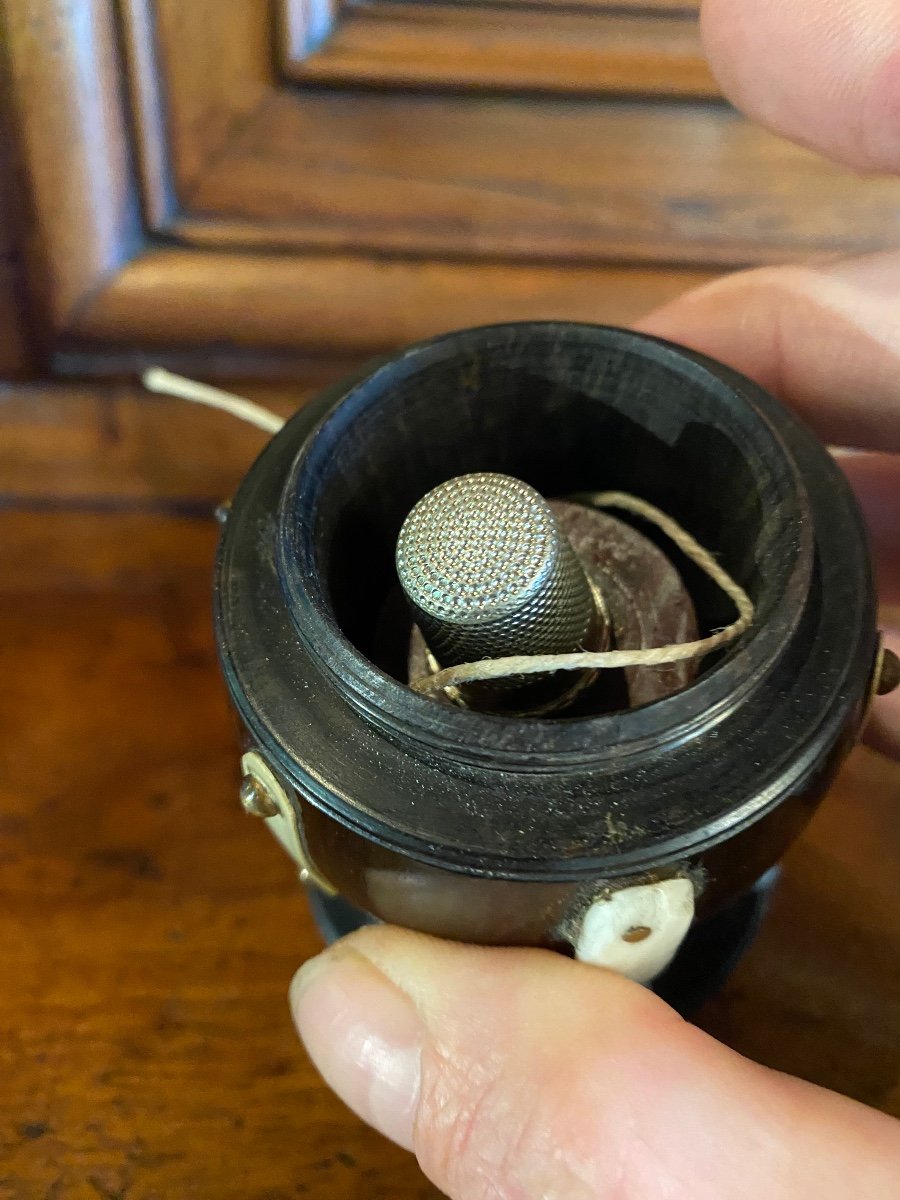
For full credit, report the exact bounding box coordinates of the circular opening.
[278,324,810,759]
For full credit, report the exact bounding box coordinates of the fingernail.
[290,948,423,1150]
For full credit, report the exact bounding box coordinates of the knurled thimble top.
[396,473,595,667]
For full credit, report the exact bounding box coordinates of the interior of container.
[284,328,797,709]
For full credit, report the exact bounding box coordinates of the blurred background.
[1,3,898,1198]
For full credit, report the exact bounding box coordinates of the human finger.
[701,0,900,171]
[635,254,900,452]
[292,926,900,1199]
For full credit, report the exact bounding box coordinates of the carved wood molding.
[280,0,716,98]
[3,0,899,374]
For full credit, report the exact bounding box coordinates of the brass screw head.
[239,775,279,818]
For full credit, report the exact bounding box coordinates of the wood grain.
[444,0,699,9]
[124,0,272,198]
[0,259,30,377]
[283,2,717,99]
[3,0,143,327]
[0,70,34,376]
[4,0,899,371]
[0,384,301,506]
[0,0,720,366]
[0,382,898,1195]
[149,0,900,267]
[176,89,900,266]
[0,379,327,505]
[117,0,177,229]
[69,251,717,356]
[0,513,441,1200]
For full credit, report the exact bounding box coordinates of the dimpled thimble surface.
[396,472,596,667]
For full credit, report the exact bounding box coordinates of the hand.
[291,3,900,1194]
[635,0,900,762]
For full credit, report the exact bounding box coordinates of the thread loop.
[411,491,754,697]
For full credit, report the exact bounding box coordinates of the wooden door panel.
[282,2,716,98]
[0,131,32,376]
[4,0,898,375]
[4,0,143,331]
[176,90,900,265]
[131,0,272,199]
[147,0,900,265]
[75,250,716,356]
[376,0,701,12]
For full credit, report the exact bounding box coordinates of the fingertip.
[290,932,900,1196]
[701,0,900,171]
[636,259,900,453]
[633,266,791,393]
[290,940,423,1150]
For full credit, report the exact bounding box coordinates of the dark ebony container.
[214,323,878,957]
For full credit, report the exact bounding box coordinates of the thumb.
[291,926,900,1199]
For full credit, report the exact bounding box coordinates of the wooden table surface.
[1,381,899,1199]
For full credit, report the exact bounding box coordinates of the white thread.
[142,367,286,435]
[411,491,755,696]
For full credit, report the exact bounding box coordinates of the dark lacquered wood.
[0,115,34,376]
[0,382,897,1196]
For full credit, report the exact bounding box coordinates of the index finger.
[702,0,900,171]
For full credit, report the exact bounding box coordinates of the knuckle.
[415,1041,542,1200]
[412,1039,606,1200]
[414,1039,513,1199]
